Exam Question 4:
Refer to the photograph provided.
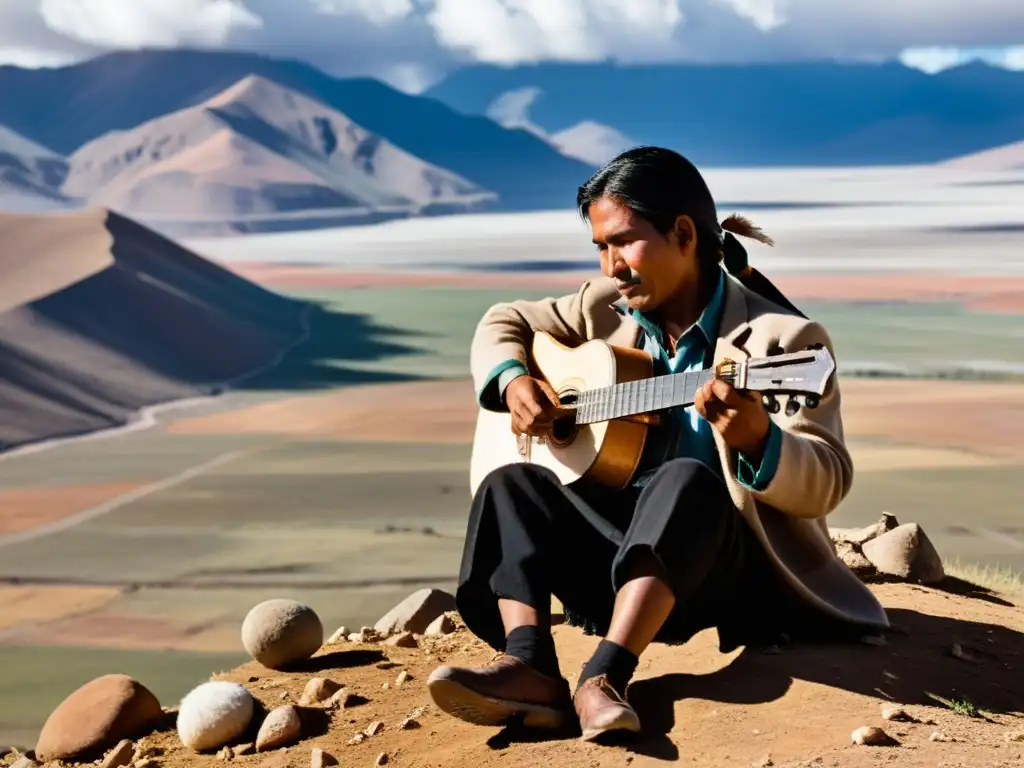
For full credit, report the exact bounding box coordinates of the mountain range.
[0,51,1023,233]
[63,75,495,234]
[426,61,1024,166]
[0,49,595,220]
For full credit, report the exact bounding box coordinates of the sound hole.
[549,388,580,447]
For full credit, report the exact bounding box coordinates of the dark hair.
[577,146,774,300]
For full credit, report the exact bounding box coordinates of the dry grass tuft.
[945,558,1024,601]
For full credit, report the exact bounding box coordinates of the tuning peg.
[785,395,801,417]
[804,393,820,409]
[762,394,780,414]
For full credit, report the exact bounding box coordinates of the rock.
[834,540,877,577]
[395,671,410,687]
[1006,731,1024,743]
[381,682,390,690]
[424,614,457,636]
[216,746,233,760]
[347,733,366,746]
[364,721,383,737]
[880,705,914,722]
[862,523,945,584]
[833,513,900,545]
[177,681,255,752]
[299,678,342,706]
[241,599,323,670]
[930,731,955,742]
[851,726,892,746]
[255,705,302,751]
[335,691,367,709]
[373,589,456,637]
[310,748,337,768]
[348,627,383,644]
[327,626,349,644]
[399,717,420,730]
[376,753,389,766]
[752,756,773,768]
[132,745,163,761]
[34,674,164,762]
[134,760,156,768]
[234,743,254,755]
[11,757,38,768]
[384,632,418,648]
[101,740,135,768]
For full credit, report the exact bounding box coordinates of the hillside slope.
[63,76,494,232]
[14,580,1020,768]
[0,208,307,452]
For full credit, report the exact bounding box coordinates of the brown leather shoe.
[573,674,641,741]
[427,654,572,729]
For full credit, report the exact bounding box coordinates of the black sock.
[504,625,560,679]
[577,639,638,695]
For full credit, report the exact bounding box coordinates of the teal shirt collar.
[613,267,726,349]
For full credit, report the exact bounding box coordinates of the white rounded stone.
[241,599,323,670]
[177,681,255,752]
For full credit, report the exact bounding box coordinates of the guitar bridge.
[516,433,544,461]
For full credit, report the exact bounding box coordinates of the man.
[426,147,888,742]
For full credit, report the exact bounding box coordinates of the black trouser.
[456,458,805,656]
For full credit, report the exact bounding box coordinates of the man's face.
[588,196,698,313]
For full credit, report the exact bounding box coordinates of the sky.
[1,0,1023,92]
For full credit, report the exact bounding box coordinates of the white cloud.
[899,47,969,74]
[713,0,788,31]
[310,0,414,25]
[0,45,78,68]
[426,0,685,63]
[998,46,1024,71]
[0,0,1023,87]
[39,0,262,48]
[899,44,1024,74]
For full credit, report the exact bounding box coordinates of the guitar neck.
[574,368,715,425]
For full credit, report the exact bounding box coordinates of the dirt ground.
[166,380,477,444]
[81,581,1024,768]
[0,586,120,631]
[0,483,140,536]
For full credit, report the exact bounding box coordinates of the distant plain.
[1,165,1023,748]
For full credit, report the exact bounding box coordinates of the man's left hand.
[694,378,771,460]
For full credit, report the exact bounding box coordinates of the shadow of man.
[627,604,1024,739]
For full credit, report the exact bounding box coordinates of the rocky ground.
[3,516,1022,768]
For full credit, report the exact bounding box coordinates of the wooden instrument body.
[469,333,654,495]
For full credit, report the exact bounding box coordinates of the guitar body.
[469,332,653,496]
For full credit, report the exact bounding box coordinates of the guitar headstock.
[718,344,835,415]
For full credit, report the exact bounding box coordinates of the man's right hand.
[505,376,566,436]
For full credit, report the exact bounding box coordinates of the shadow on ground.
[628,605,1024,741]
[234,299,433,392]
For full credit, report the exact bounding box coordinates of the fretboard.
[574,368,715,425]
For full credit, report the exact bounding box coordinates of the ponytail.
[716,214,807,319]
